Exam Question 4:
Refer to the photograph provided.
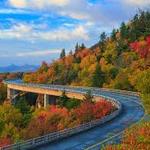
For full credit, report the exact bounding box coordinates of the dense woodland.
[0,11,150,148]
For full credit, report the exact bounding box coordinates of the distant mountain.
[0,64,39,73]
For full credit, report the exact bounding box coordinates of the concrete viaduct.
[4,79,102,107]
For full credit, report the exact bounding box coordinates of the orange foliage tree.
[105,122,150,150]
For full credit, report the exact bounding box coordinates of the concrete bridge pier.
[44,94,49,108]
[7,87,11,100]
[7,88,18,103]
[44,95,57,108]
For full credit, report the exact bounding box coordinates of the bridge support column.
[7,88,18,103]
[7,87,11,100]
[44,94,49,108]
[7,88,16,99]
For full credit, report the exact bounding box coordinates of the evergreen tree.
[100,32,106,43]
[120,22,128,39]
[99,32,107,52]
[60,49,66,59]
[80,43,86,49]
[92,64,105,87]
[15,97,32,127]
[111,29,116,41]
[57,91,69,107]
[75,43,79,52]
[15,97,31,115]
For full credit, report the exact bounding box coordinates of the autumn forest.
[0,10,150,149]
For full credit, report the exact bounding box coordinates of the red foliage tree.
[93,99,113,119]
[0,137,12,147]
[72,102,95,123]
[130,36,150,58]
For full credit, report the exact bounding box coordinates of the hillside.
[23,10,150,114]
[23,11,150,90]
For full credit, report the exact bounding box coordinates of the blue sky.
[0,0,149,66]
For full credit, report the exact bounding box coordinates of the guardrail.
[101,88,139,97]
[1,80,122,150]
[3,79,139,96]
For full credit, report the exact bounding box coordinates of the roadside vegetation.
[0,91,115,147]
[104,122,150,150]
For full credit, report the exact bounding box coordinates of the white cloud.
[38,25,89,41]
[9,0,70,8]
[16,50,61,57]
[8,0,102,21]
[0,23,89,41]
[0,50,61,58]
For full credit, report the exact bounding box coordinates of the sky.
[0,0,149,67]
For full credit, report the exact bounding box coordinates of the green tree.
[15,97,32,127]
[57,91,69,107]
[135,70,150,114]
[112,70,132,90]
[60,49,66,59]
[120,22,128,39]
[92,64,105,87]
[15,97,31,115]
[80,43,86,49]
[99,32,107,52]
[75,43,79,52]
[111,29,117,41]
[109,67,119,79]
[0,119,4,135]
[0,103,23,127]
[65,98,80,110]
[135,70,150,94]
[0,84,6,104]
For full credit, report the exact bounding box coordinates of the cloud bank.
[0,23,89,41]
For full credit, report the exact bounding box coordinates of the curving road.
[37,90,144,150]
[4,80,144,150]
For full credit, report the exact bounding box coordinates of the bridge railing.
[0,96,122,150]
[3,79,139,99]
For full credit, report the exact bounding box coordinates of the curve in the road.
[37,90,144,150]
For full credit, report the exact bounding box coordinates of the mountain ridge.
[0,64,39,73]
